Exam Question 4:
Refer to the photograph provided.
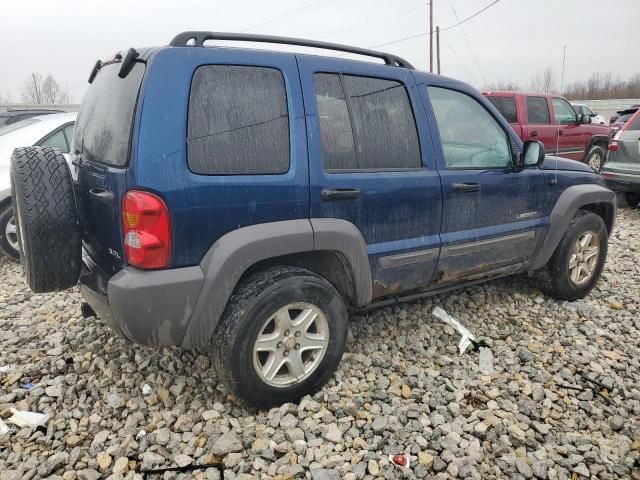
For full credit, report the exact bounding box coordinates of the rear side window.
[626,113,640,131]
[74,62,145,166]
[525,96,550,124]
[486,96,518,123]
[39,129,69,153]
[552,98,577,124]
[313,73,421,171]
[188,65,290,175]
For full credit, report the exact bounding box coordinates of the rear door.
[72,61,145,274]
[551,97,585,160]
[297,56,442,297]
[523,96,557,152]
[424,85,546,281]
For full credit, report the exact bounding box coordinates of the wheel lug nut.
[285,330,290,336]
[295,331,301,337]
[277,342,283,349]
[284,350,289,356]
[295,343,300,350]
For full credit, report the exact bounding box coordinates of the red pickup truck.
[483,91,610,171]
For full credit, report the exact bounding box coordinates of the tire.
[626,192,640,207]
[0,205,20,261]
[584,145,605,172]
[213,266,348,408]
[10,146,81,292]
[536,211,608,301]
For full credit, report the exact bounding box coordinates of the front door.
[423,85,547,281]
[552,97,586,160]
[297,56,443,298]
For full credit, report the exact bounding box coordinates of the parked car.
[609,104,640,125]
[571,103,607,125]
[0,112,76,260]
[602,109,640,207]
[0,108,65,128]
[484,91,610,171]
[610,107,639,137]
[10,33,615,407]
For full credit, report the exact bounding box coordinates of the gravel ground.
[1,208,639,480]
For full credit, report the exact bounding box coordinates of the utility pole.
[436,26,441,74]
[429,1,434,72]
[560,45,567,94]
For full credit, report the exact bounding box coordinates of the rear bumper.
[79,252,204,347]
[602,171,640,193]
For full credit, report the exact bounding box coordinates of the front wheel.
[0,205,20,261]
[627,192,640,207]
[213,266,348,408]
[585,145,606,172]
[535,211,608,301]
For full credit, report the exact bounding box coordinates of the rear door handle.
[558,130,564,136]
[452,182,481,193]
[320,188,361,201]
[531,131,538,137]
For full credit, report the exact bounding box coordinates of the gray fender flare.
[180,218,372,350]
[529,184,615,271]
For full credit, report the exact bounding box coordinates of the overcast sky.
[1,0,638,102]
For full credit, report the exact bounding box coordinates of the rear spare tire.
[10,146,81,292]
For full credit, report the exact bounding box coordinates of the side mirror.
[520,140,545,168]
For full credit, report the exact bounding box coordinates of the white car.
[571,103,607,126]
[0,112,77,260]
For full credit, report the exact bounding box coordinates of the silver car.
[0,112,77,260]
[602,109,640,207]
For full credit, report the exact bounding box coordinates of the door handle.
[452,182,481,193]
[531,131,538,137]
[558,130,564,136]
[88,187,113,200]
[320,188,361,201]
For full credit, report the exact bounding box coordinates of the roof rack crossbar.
[169,31,414,69]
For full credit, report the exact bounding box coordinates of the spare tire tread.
[10,146,81,293]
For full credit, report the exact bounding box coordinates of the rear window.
[486,96,517,123]
[74,62,145,166]
[187,65,290,175]
[525,96,550,124]
[0,118,40,136]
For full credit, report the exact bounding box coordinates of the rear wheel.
[10,146,81,292]
[213,266,348,407]
[0,205,20,261]
[536,211,608,300]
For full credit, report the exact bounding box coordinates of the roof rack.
[169,31,414,69]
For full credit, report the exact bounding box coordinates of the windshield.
[74,61,145,166]
[0,118,40,136]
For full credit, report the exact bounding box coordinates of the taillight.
[608,141,618,152]
[121,190,171,269]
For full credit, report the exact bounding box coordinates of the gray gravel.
[1,207,639,480]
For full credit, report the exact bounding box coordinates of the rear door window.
[525,96,551,124]
[486,96,518,123]
[39,129,69,153]
[74,62,144,166]
[187,65,290,175]
[313,73,421,171]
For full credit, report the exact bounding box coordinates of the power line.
[442,36,479,84]
[244,0,336,33]
[447,0,487,85]
[328,3,427,39]
[368,0,502,49]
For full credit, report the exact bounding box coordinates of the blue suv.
[10,32,615,407]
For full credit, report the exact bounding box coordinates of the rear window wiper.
[88,48,140,84]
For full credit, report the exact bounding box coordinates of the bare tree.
[21,72,71,104]
[483,80,520,91]
[542,67,555,93]
[563,72,640,100]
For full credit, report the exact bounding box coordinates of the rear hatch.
[72,57,145,275]
[607,112,640,174]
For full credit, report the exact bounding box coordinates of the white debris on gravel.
[0,208,639,480]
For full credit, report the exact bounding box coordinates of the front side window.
[188,65,290,175]
[40,129,69,153]
[313,73,421,170]
[552,98,577,124]
[526,96,551,124]
[428,86,511,169]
